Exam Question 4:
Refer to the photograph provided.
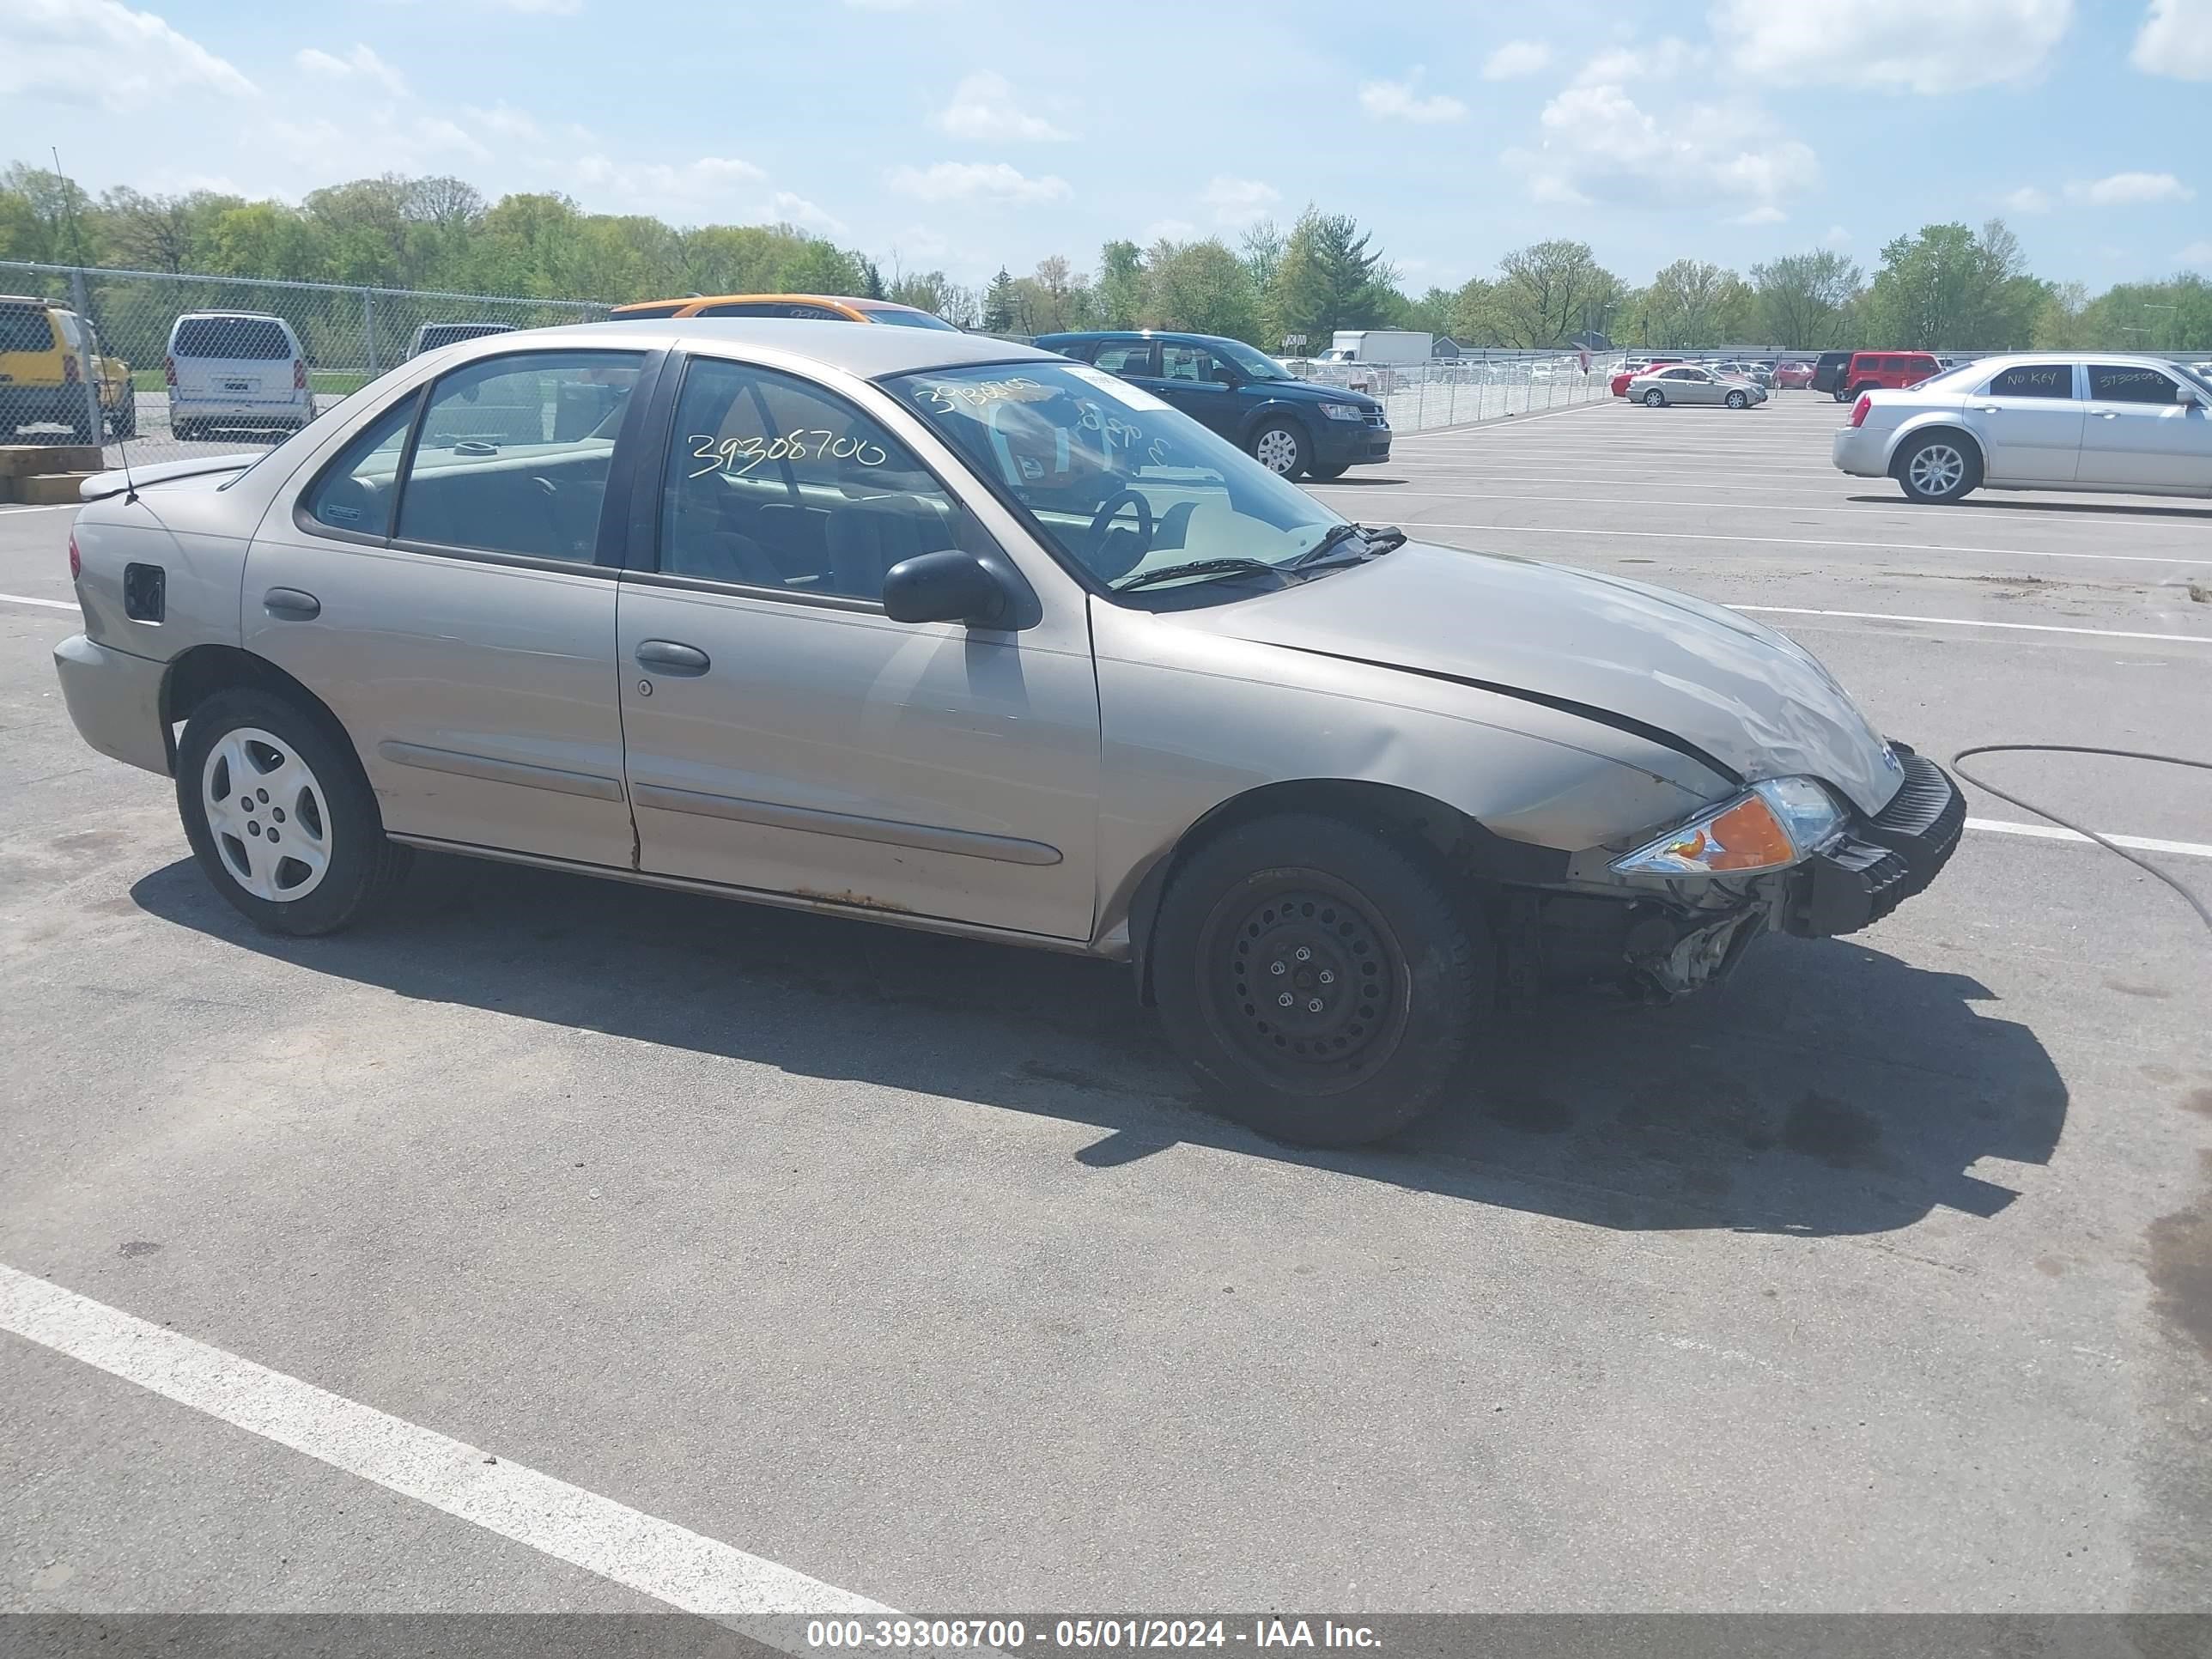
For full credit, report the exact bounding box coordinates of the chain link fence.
[1,261,610,467]
[1290,352,1613,431]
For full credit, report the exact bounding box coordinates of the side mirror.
[883,549,1009,628]
[2179,383,2199,405]
[1212,366,1240,386]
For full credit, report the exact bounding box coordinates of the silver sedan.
[56,320,1955,1147]
[1627,364,1769,409]
[1832,353,2212,502]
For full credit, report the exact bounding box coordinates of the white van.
[165,312,313,441]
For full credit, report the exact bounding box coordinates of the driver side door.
[1152,342,1244,440]
[613,354,1103,939]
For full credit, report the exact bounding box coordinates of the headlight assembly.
[1318,403,1367,422]
[1612,777,1846,877]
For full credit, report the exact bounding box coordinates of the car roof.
[176,310,289,321]
[608,293,933,318]
[476,317,1054,376]
[1035,329,1231,345]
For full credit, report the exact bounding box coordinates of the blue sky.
[4,0,2208,291]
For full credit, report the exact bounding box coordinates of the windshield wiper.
[1114,556,1291,592]
[1291,521,1406,570]
[1362,523,1407,553]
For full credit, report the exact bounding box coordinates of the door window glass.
[662,357,975,603]
[394,350,642,561]
[1160,344,1222,383]
[1092,341,1156,375]
[1987,364,2074,399]
[302,392,417,538]
[2087,363,2181,404]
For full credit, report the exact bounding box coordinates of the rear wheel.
[1643,388,1667,407]
[1153,814,1489,1147]
[1894,432,1981,504]
[176,688,409,936]
[1249,421,1308,480]
[1833,383,1853,403]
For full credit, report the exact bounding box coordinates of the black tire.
[1725,389,1747,410]
[173,417,198,442]
[1642,388,1666,407]
[1893,431,1982,505]
[175,687,410,937]
[1833,383,1853,403]
[1306,462,1350,481]
[1249,420,1308,480]
[1153,814,1491,1147]
[113,396,137,441]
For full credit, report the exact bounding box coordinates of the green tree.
[1096,240,1145,329]
[1864,220,2045,349]
[1141,238,1261,342]
[1472,240,1621,347]
[1267,208,1395,345]
[1628,259,1742,346]
[982,266,1020,332]
[1749,250,1864,348]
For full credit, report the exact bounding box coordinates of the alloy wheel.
[201,726,333,902]
[1908,443,1966,498]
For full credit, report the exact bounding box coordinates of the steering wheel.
[1082,489,1154,580]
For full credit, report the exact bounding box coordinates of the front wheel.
[1249,421,1308,480]
[1305,462,1349,481]
[1725,389,1748,410]
[176,688,409,936]
[1642,388,1666,407]
[1153,814,1490,1147]
[1894,433,1981,504]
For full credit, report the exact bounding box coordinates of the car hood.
[1173,541,1904,817]
[1267,379,1381,410]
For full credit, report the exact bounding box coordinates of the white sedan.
[1832,352,2212,503]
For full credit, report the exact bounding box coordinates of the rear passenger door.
[612,354,1102,939]
[1964,362,2082,482]
[245,347,653,866]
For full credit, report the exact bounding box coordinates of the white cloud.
[2066,170,2194,205]
[890,225,950,262]
[572,154,768,211]
[1200,175,1279,228]
[933,70,1069,141]
[884,161,1070,204]
[769,191,847,235]
[1358,73,1467,123]
[1481,40,1552,80]
[1823,224,1853,246]
[2132,0,2212,78]
[2178,239,2212,270]
[465,101,544,142]
[0,0,256,109]
[1507,76,1818,217]
[1139,217,1199,246]
[2002,185,2054,213]
[1577,39,1704,83]
[265,111,490,172]
[1730,204,1787,225]
[295,44,407,98]
[1713,0,2075,93]
[487,0,581,11]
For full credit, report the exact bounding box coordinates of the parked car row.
[1833,353,2212,502]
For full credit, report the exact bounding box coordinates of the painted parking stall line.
[0,1261,890,1620]
[0,592,78,610]
[1731,605,2212,645]
[1392,520,2209,567]
[1966,818,2212,860]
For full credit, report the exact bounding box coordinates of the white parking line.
[1398,520,2206,566]
[1733,605,2211,644]
[0,1261,889,1619]
[1966,817,2212,860]
[0,502,81,514]
[0,592,76,610]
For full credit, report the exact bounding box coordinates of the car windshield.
[887,360,1349,598]
[1209,338,1294,381]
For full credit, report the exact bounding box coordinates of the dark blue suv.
[1032,331,1390,481]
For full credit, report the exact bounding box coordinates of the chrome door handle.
[1976,404,2000,414]
[263,586,320,619]
[635,639,710,676]
[2093,410,2118,419]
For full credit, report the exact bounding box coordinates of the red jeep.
[1836,351,1941,401]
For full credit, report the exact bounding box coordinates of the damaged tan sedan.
[55,322,1963,1146]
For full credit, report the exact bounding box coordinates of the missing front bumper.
[1785,750,1966,937]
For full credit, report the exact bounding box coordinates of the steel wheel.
[1200,874,1410,1094]
[200,726,333,902]
[1905,442,1966,498]
[1253,424,1303,476]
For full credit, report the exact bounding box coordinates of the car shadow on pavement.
[130,850,2068,1241]
[1844,494,2212,521]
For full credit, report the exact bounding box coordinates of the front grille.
[1865,753,1966,896]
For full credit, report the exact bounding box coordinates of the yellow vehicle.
[0,295,136,443]
[605,293,958,331]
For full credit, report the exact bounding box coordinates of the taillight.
[68,532,81,581]
[1850,394,1872,428]
[164,354,177,387]
[294,358,307,390]
[64,355,80,383]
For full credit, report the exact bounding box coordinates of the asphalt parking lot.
[2,391,2208,1618]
